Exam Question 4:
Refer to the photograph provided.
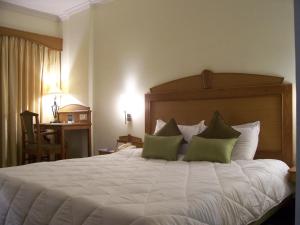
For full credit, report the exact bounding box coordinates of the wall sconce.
[124,111,132,124]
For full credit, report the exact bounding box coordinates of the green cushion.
[198,111,241,139]
[155,118,182,136]
[183,136,237,163]
[142,134,183,161]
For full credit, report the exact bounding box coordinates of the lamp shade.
[44,85,64,96]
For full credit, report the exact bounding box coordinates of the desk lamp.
[47,89,63,123]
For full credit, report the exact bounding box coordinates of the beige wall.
[0,0,295,157]
[91,0,295,151]
[61,9,94,157]
[61,9,92,106]
[0,6,62,123]
[0,7,62,37]
[0,5,93,156]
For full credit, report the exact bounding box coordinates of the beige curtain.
[0,36,60,167]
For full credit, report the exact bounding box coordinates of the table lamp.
[46,89,64,123]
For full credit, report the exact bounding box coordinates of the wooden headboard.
[145,70,293,166]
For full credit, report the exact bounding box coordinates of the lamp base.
[50,119,60,123]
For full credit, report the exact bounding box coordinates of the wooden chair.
[20,111,62,164]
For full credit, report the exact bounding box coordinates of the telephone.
[116,142,136,151]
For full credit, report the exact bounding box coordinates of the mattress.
[0,148,293,225]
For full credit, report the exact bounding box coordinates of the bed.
[0,70,294,225]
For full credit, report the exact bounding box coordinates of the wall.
[91,0,295,151]
[0,6,62,37]
[0,5,62,122]
[294,0,299,224]
[61,9,93,106]
[61,9,94,157]
[0,4,94,157]
[1,0,295,155]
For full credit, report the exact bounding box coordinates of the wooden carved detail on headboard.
[146,70,293,166]
[150,70,284,93]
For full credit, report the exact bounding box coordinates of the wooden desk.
[39,123,92,159]
[40,104,92,159]
[40,123,92,159]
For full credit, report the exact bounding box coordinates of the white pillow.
[154,119,206,142]
[231,121,260,160]
[202,121,260,160]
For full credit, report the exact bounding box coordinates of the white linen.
[0,148,293,225]
[202,121,260,160]
[154,120,205,142]
[232,121,260,160]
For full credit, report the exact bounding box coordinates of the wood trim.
[150,70,284,94]
[59,104,90,112]
[201,69,212,89]
[282,84,293,165]
[117,135,143,148]
[145,94,151,134]
[145,70,293,167]
[0,26,63,50]
[146,85,286,102]
[58,104,91,124]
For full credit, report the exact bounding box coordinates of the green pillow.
[155,118,182,136]
[155,118,187,143]
[184,136,237,163]
[198,111,241,139]
[142,134,183,161]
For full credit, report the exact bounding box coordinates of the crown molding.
[90,0,114,4]
[59,1,90,21]
[59,0,113,21]
[0,0,114,22]
[0,1,60,22]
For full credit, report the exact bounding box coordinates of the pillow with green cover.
[183,136,237,163]
[142,134,183,161]
[198,111,241,139]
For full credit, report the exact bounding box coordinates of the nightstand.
[117,134,143,148]
[97,148,115,155]
[288,166,296,184]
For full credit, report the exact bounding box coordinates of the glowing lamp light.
[119,93,144,124]
[117,75,144,125]
[120,93,133,124]
[44,89,64,123]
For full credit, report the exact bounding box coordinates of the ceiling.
[0,0,107,20]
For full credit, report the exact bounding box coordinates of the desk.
[40,104,92,159]
[40,123,92,159]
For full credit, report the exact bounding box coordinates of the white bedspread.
[0,148,293,225]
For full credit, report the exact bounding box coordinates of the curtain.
[0,36,60,167]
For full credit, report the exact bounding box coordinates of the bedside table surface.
[288,166,296,184]
[289,166,296,173]
[117,134,143,148]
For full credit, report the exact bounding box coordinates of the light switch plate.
[79,113,87,120]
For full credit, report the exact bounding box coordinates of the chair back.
[20,111,39,144]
